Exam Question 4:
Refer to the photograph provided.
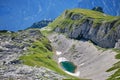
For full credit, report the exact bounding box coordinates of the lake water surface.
[60,61,76,73]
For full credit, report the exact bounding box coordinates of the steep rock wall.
[53,9,120,48]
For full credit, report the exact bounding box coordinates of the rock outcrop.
[0,29,65,80]
[115,39,120,49]
[29,20,52,29]
[92,6,104,13]
[0,65,65,80]
[49,9,120,48]
[0,29,42,65]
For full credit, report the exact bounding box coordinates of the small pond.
[60,61,76,73]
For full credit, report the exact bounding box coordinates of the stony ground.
[0,28,118,80]
[0,30,65,80]
[48,32,119,80]
[0,64,64,80]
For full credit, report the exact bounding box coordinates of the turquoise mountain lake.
[60,61,76,73]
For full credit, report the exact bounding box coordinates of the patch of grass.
[107,69,120,80]
[69,9,116,21]
[113,18,120,27]
[46,8,119,33]
[113,49,120,59]
[41,29,52,36]
[19,37,79,79]
[95,45,108,52]
[107,49,120,80]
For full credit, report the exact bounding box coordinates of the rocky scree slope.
[48,8,120,48]
[0,29,68,80]
[47,33,118,80]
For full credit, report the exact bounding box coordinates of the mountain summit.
[48,8,120,48]
[92,6,104,13]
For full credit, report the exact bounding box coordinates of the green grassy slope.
[19,37,79,79]
[45,8,120,31]
[0,29,81,79]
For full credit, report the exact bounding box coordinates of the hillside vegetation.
[48,8,120,29]
[19,37,78,79]
[0,29,79,79]
[42,8,120,80]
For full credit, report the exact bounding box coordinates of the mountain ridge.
[47,8,120,48]
[41,8,120,80]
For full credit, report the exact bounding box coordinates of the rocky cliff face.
[49,9,120,48]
